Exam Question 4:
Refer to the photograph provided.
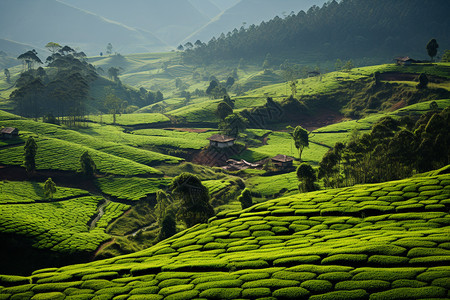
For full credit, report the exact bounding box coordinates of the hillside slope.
[0,0,167,55]
[182,0,326,45]
[1,172,449,299]
[59,0,210,46]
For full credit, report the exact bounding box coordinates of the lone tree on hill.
[289,125,309,161]
[106,43,113,55]
[238,188,253,209]
[220,113,248,137]
[417,73,428,89]
[24,136,38,174]
[216,101,233,120]
[4,68,10,83]
[79,151,96,177]
[44,177,56,200]
[169,172,214,227]
[297,163,317,192]
[426,39,439,62]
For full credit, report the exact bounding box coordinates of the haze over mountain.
[0,0,168,56]
[59,0,212,46]
[182,0,327,45]
[187,0,222,20]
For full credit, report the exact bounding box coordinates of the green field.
[96,177,171,201]
[88,113,170,126]
[0,137,162,176]
[0,180,89,204]
[1,172,448,299]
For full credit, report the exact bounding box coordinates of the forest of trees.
[318,105,450,188]
[183,0,450,65]
[10,44,163,125]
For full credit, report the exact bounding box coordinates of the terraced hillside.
[1,171,449,299]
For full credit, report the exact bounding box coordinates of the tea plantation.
[1,172,448,299]
[0,181,130,256]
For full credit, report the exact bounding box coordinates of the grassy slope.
[0,181,130,255]
[1,172,448,299]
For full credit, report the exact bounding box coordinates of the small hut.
[0,127,19,139]
[394,57,418,66]
[207,134,235,148]
[271,154,294,169]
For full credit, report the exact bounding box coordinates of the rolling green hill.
[0,171,448,299]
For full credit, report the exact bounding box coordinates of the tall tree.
[290,125,309,161]
[238,188,253,209]
[3,68,10,84]
[169,172,214,227]
[44,177,56,200]
[417,73,428,89]
[216,101,233,120]
[79,151,96,177]
[220,113,248,137]
[17,50,42,71]
[45,42,62,54]
[104,92,125,124]
[426,38,439,61]
[107,67,120,82]
[106,43,113,55]
[297,163,317,192]
[24,136,38,174]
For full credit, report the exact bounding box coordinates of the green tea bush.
[300,280,333,293]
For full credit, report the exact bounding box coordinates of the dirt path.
[89,198,111,230]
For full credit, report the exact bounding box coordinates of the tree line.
[10,43,164,125]
[318,104,449,188]
[183,0,450,65]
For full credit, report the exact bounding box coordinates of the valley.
[0,0,449,299]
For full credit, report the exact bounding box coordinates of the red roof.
[1,127,18,134]
[207,134,235,143]
[271,154,294,162]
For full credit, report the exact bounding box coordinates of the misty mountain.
[0,0,168,56]
[188,0,222,20]
[182,0,326,45]
[59,0,211,46]
[208,0,241,12]
[0,38,46,57]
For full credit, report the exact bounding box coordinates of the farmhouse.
[394,57,419,65]
[0,127,19,139]
[207,134,235,148]
[271,154,294,169]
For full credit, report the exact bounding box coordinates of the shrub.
[335,280,389,292]
[158,279,191,288]
[198,288,242,299]
[158,284,194,296]
[300,280,333,293]
[272,271,316,281]
[242,279,299,289]
[273,256,321,266]
[309,289,368,300]
[316,272,352,282]
[391,279,427,288]
[369,286,446,300]
[368,255,409,266]
[164,290,199,300]
[31,292,65,300]
[272,287,310,299]
[241,287,271,298]
[195,279,242,291]
[321,254,367,265]
[239,273,270,281]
